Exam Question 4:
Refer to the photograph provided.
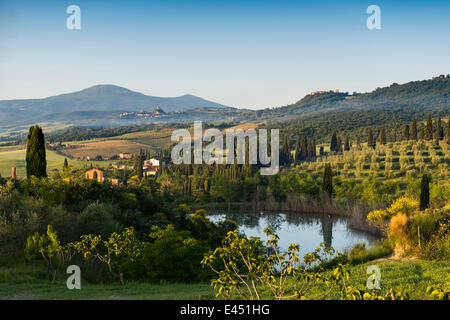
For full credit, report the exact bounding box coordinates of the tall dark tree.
[337,136,342,153]
[446,119,450,144]
[330,131,338,152]
[312,138,317,157]
[367,128,375,149]
[26,125,47,178]
[391,129,397,142]
[425,114,433,140]
[281,136,290,165]
[322,163,333,198]
[300,134,307,160]
[379,128,387,145]
[411,118,418,140]
[135,152,144,179]
[307,140,313,159]
[344,136,350,151]
[419,174,430,211]
[419,128,425,140]
[294,136,301,161]
[435,116,442,141]
[63,158,68,169]
[403,125,410,141]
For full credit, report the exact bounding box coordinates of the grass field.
[305,259,450,300]
[60,139,154,160]
[0,259,447,300]
[116,128,176,150]
[0,147,113,179]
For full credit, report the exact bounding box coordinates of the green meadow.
[0,147,112,179]
[0,259,447,300]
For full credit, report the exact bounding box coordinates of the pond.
[208,212,380,256]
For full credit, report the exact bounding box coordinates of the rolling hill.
[0,76,448,142]
[277,75,450,116]
[0,85,231,131]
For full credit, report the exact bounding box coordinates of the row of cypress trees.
[21,123,432,212]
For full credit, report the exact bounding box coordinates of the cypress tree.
[63,158,68,169]
[391,129,397,142]
[425,114,433,140]
[337,136,342,153]
[26,125,47,178]
[294,136,301,161]
[136,153,143,179]
[244,139,250,166]
[344,136,350,151]
[307,140,313,159]
[403,125,410,141]
[323,163,333,198]
[435,117,442,141]
[446,119,450,144]
[312,138,317,157]
[300,134,307,160]
[330,131,338,152]
[367,128,374,149]
[380,128,386,145]
[281,136,290,165]
[419,174,430,211]
[411,118,418,140]
[419,128,424,140]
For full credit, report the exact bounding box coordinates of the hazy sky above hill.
[0,0,449,109]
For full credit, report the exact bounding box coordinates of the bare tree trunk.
[52,269,57,284]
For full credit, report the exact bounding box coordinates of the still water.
[208,212,380,255]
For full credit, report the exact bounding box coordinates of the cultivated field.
[299,140,450,184]
[116,127,177,149]
[0,147,111,179]
[60,140,154,160]
[221,122,259,134]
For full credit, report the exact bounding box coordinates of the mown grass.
[0,262,215,300]
[0,259,447,300]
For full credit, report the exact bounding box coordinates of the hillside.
[1,76,449,142]
[0,85,231,131]
[274,75,450,116]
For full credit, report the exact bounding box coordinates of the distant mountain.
[0,85,231,129]
[1,76,448,141]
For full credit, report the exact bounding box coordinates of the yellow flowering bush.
[443,203,450,213]
[367,209,390,223]
[386,197,419,216]
[367,197,419,229]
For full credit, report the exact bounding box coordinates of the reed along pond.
[208,212,380,255]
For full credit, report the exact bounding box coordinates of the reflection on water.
[208,212,380,255]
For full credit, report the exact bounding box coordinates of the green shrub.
[407,213,438,246]
[137,225,212,282]
[415,209,450,260]
[76,202,122,238]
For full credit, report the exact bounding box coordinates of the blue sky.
[0,0,449,109]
